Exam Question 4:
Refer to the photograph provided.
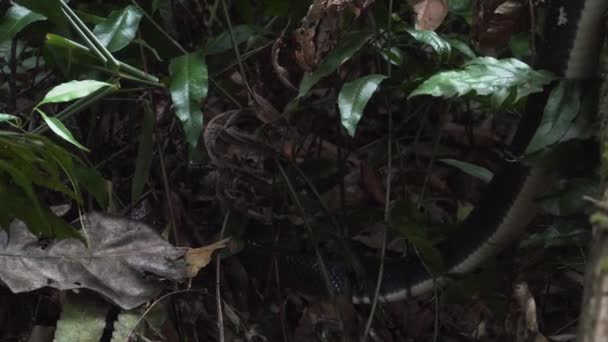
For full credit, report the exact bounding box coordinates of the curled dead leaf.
[185,238,231,277]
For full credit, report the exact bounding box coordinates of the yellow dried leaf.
[184,238,230,277]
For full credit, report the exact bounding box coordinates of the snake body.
[207,0,608,302]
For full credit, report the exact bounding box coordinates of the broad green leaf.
[338,74,387,136]
[205,25,258,55]
[406,28,451,61]
[439,158,493,183]
[132,106,154,201]
[526,80,581,154]
[298,31,373,97]
[409,57,555,107]
[53,293,110,342]
[445,38,476,59]
[93,5,143,53]
[0,113,21,125]
[72,166,108,209]
[0,161,46,232]
[169,51,208,149]
[111,305,167,342]
[0,4,46,42]
[15,0,66,29]
[39,80,113,106]
[36,110,89,151]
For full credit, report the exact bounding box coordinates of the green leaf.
[439,158,493,183]
[205,25,258,55]
[445,37,476,59]
[169,50,208,149]
[72,166,108,209]
[338,74,387,136]
[53,293,110,342]
[93,5,143,53]
[526,80,581,154]
[39,80,113,106]
[405,28,451,61]
[298,31,373,97]
[14,0,65,29]
[131,106,154,201]
[0,113,21,125]
[36,110,89,151]
[409,57,555,107]
[0,4,46,42]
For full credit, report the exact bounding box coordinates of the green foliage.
[39,80,114,105]
[14,0,66,29]
[527,80,582,154]
[53,293,110,342]
[93,5,143,52]
[131,105,154,202]
[338,74,387,136]
[439,159,493,183]
[0,4,46,42]
[298,31,373,97]
[0,134,106,237]
[409,57,556,107]
[169,50,209,149]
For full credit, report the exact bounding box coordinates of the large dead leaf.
[0,212,188,309]
[409,0,449,31]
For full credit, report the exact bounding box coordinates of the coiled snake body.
[205,0,608,303]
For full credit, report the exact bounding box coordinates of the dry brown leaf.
[185,238,231,277]
[409,0,449,31]
[361,161,386,205]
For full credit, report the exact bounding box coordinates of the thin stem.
[131,0,188,54]
[362,0,393,339]
[220,0,254,98]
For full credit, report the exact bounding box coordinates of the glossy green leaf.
[0,4,46,42]
[526,80,581,154]
[54,293,110,342]
[39,80,113,106]
[440,158,493,183]
[131,106,154,201]
[406,28,451,61]
[93,5,143,52]
[445,38,476,59]
[169,50,208,149]
[14,0,65,28]
[338,74,387,136]
[298,31,373,97]
[36,110,89,151]
[409,57,555,107]
[0,113,21,125]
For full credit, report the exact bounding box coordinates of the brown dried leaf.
[409,0,449,31]
[360,161,386,205]
[0,213,188,309]
[185,238,230,277]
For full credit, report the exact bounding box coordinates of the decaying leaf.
[472,0,527,53]
[0,212,188,309]
[294,0,372,71]
[409,0,449,31]
[184,238,230,277]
